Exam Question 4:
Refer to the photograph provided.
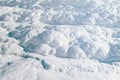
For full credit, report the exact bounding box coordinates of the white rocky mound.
[0,0,120,80]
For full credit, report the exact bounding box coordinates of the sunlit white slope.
[0,0,120,80]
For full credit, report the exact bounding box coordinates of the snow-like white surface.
[0,0,120,80]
